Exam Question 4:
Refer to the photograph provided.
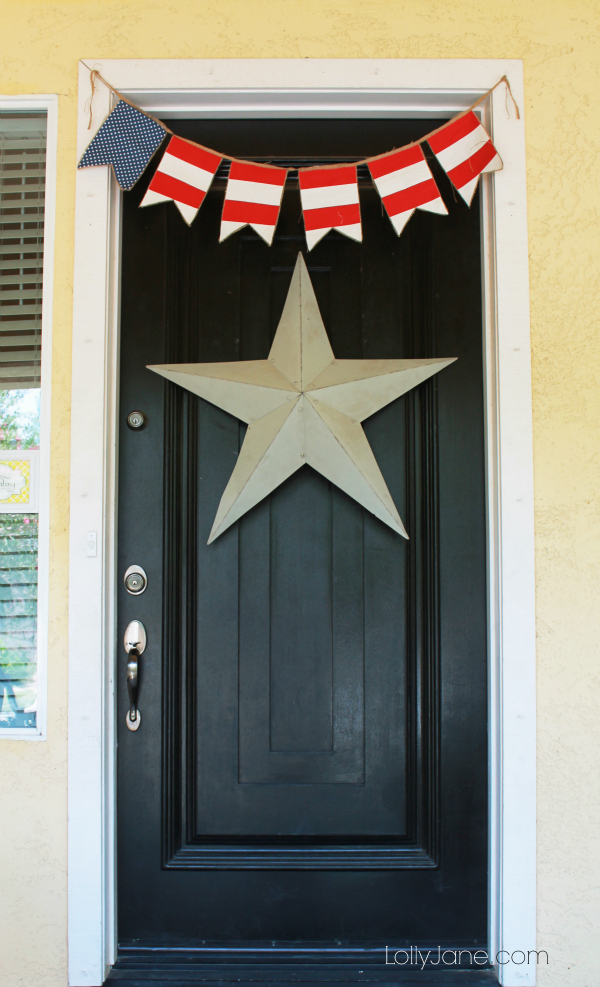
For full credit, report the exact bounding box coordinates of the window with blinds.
[0,114,46,389]
[0,112,46,732]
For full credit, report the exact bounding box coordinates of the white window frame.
[69,59,536,987]
[0,94,57,741]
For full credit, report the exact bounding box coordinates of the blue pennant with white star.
[78,100,167,191]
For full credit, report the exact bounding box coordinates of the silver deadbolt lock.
[124,564,147,595]
[127,410,147,430]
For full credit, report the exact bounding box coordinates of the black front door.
[113,119,490,982]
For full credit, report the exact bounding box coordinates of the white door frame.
[69,58,536,987]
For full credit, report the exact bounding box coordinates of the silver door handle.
[124,620,146,731]
[126,650,140,721]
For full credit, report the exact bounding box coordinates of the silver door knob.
[124,620,146,731]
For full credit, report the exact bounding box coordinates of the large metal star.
[149,254,455,544]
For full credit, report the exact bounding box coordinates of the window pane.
[0,513,37,727]
[0,111,45,731]
[1,113,46,389]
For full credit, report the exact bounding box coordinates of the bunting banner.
[78,70,514,247]
[298,165,361,250]
[427,111,503,206]
[140,136,222,225]
[78,99,166,191]
[220,161,288,245]
[368,145,448,237]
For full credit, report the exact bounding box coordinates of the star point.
[148,253,456,543]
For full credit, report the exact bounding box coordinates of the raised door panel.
[160,184,438,866]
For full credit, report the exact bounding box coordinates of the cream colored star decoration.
[149,254,456,544]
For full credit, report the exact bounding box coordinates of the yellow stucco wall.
[0,2,598,986]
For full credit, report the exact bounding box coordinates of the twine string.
[83,66,520,168]
[83,64,175,136]
[86,71,95,130]
[502,74,521,119]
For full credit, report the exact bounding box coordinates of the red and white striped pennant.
[427,112,502,206]
[299,165,361,251]
[140,136,221,225]
[220,161,288,245]
[368,145,447,236]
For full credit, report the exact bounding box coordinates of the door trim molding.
[69,58,535,987]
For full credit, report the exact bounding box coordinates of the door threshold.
[105,961,499,985]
